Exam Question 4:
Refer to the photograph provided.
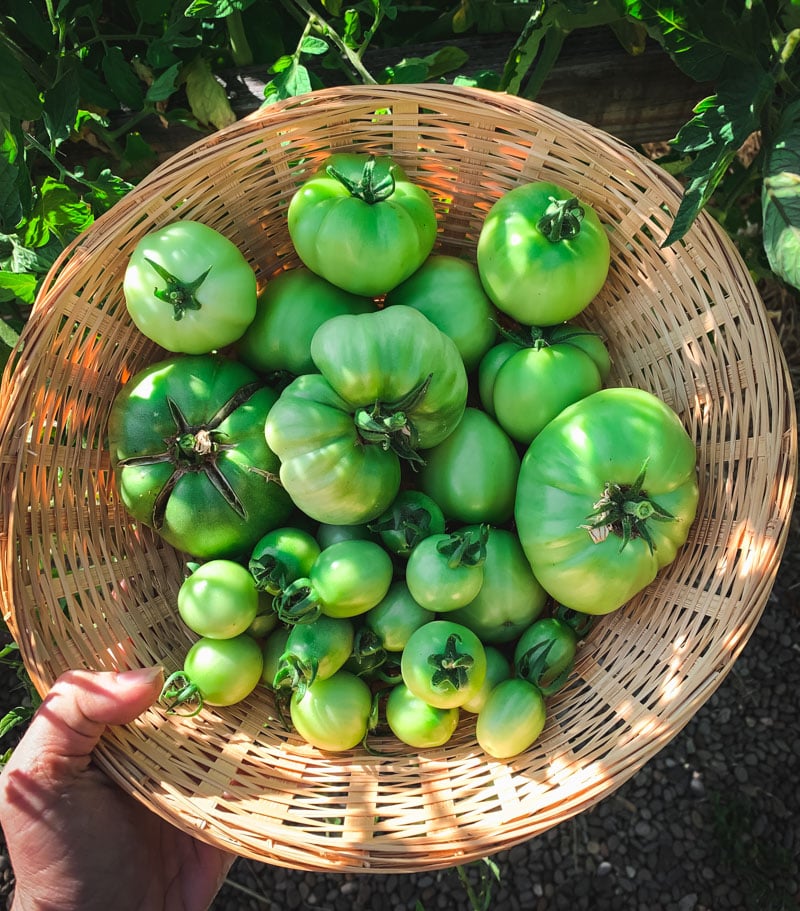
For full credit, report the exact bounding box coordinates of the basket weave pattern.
[0,85,795,873]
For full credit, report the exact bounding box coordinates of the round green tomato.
[460,645,512,714]
[401,620,487,709]
[384,255,497,371]
[249,526,321,595]
[316,523,375,548]
[418,408,520,525]
[288,153,437,296]
[368,489,446,557]
[236,267,374,376]
[547,323,612,382]
[477,341,519,417]
[247,598,279,639]
[385,683,460,749]
[405,528,488,612]
[177,559,259,639]
[261,626,291,686]
[476,679,547,759]
[182,634,263,707]
[123,220,257,354]
[448,528,548,644]
[364,580,435,652]
[491,341,602,444]
[477,181,611,325]
[290,670,373,751]
[274,614,354,693]
[515,387,699,615]
[513,617,578,695]
[108,354,293,560]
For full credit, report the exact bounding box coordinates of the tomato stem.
[537,196,586,243]
[353,375,432,466]
[159,671,204,716]
[326,155,396,204]
[144,256,210,321]
[274,578,322,624]
[428,633,474,690]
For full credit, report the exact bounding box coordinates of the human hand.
[0,667,236,911]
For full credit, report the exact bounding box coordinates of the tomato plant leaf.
[762,99,800,291]
[0,54,43,121]
[21,178,93,249]
[184,56,236,129]
[0,132,24,234]
[663,62,774,247]
[102,47,146,111]
[145,62,181,103]
[42,70,81,147]
[0,270,37,305]
[5,0,54,52]
[85,169,135,215]
[185,0,255,16]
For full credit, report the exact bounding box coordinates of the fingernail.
[120,666,165,686]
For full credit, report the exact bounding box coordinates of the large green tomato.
[476,679,547,759]
[177,559,259,639]
[123,220,257,354]
[405,526,488,612]
[108,354,293,560]
[384,254,497,371]
[418,408,520,525]
[477,181,611,325]
[290,670,373,751]
[236,267,374,376]
[266,307,468,524]
[385,683,460,749]
[287,153,437,296]
[515,387,699,614]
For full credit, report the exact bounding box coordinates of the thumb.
[5,667,164,784]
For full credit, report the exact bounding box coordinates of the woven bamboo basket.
[0,84,796,874]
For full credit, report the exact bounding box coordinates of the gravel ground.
[1,509,798,911]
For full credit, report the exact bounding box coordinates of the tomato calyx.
[537,196,586,243]
[368,501,434,553]
[116,384,266,530]
[353,375,432,466]
[516,636,575,696]
[582,462,676,552]
[273,653,318,696]
[352,627,388,671]
[144,256,211,321]
[249,550,291,595]
[326,155,397,205]
[274,578,322,624]
[159,670,204,716]
[427,633,475,690]
[553,604,596,639]
[436,524,489,569]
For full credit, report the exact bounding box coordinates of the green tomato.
[401,620,487,709]
[161,634,264,713]
[261,626,291,687]
[368,489,446,557]
[363,580,435,652]
[249,526,321,595]
[108,354,293,560]
[385,683,460,749]
[177,559,259,639]
[316,523,375,549]
[460,645,512,714]
[274,539,394,623]
[515,387,699,615]
[273,614,355,694]
[246,598,279,639]
[287,153,437,296]
[448,528,548,644]
[477,181,611,325]
[290,670,373,751]
[384,254,497,371]
[236,267,374,376]
[405,526,488,612]
[477,341,518,418]
[418,408,520,525]
[513,617,578,696]
[123,220,257,354]
[476,679,547,759]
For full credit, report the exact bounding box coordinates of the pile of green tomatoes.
[109,152,699,759]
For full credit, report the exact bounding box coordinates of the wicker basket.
[0,84,795,874]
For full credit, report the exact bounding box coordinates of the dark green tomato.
[368,489,446,557]
[476,679,547,759]
[290,670,373,751]
[515,387,699,614]
[247,597,279,639]
[287,153,438,296]
[547,323,612,382]
[177,559,259,640]
[477,341,518,418]
[513,617,578,696]
[274,539,394,623]
[418,408,520,525]
[385,683,460,749]
[489,337,603,445]
[249,526,321,595]
[236,267,374,376]
[310,305,468,452]
[461,645,512,714]
[161,634,264,713]
[316,522,375,549]
[405,526,488,612]
[384,254,497,371]
[123,220,257,354]
[273,614,354,695]
[108,354,293,560]
[261,626,291,686]
[401,620,487,709]
[477,181,611,325]
[448,528,548,644]
[363,580,435,652]
[265,373,402,525]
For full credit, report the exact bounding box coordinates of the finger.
[3,667,164,784]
